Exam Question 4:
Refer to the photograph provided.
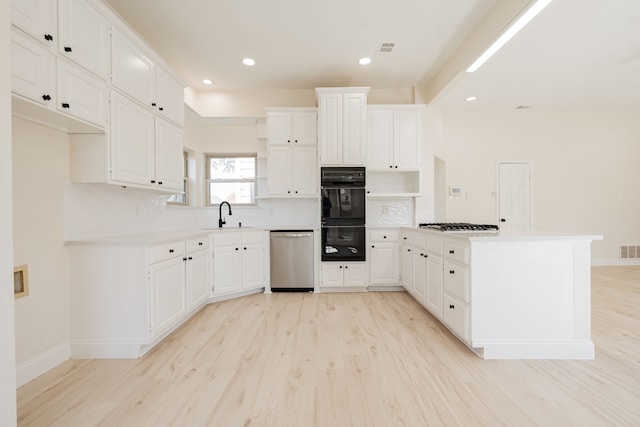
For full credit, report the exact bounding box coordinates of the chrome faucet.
[218,201,232,228]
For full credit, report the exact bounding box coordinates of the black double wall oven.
[321,167,366,262]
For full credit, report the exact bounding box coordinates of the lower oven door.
[321,226,366,262]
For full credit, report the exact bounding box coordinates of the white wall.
[12,118,72,386]
[439,110,640,262]
[1,1,17,423]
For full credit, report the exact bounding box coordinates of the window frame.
[205,153,258,207]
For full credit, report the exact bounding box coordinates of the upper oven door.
[321,188,365,226]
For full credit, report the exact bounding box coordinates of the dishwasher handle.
[272,232,313,238]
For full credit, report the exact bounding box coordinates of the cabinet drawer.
[370,229,399,242]
[186,236,209,253]
[443,262,469,303]
[242,230,264,244]
[443,294,469,343]
[443,242,469,264]
[149,241,184,264]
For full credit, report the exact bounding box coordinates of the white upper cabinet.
[58,0,110,79]
[57,58,107,126]
[111,27,154,107]
[11,28,56,107]
[110,91,155,186]
[155,67,185,127]
[316,88,369,166]
[266,110,317,145]
[367,105,424,170]
[11,0,57,50]
[154,117,185,191]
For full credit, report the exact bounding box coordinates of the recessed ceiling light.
[466,96,477,101]
[359,57,372,65]
[242,58,256,66]
[202,79,213,85]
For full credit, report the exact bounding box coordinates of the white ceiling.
[103,0,640,112]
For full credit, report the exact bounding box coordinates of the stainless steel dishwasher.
[270,230,314,292]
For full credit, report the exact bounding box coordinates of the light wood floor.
[17,266,640,426]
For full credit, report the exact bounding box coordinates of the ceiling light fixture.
[466,0,554,73]
[242,58,256,66]
[466,96,477,101]
[202,79,213,85]
[359,57,372,65]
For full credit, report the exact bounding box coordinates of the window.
[206,154,256,206]
[167,151,189,205]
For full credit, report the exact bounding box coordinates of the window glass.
[206,155,256,205]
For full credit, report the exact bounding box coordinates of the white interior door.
[498,162,531,232]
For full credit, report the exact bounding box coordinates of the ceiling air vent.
[378,42,396,53]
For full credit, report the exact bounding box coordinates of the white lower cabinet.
[68,233,212,359]
[321,262,366,288]
[368,228,400,287]
[212,230,265,296]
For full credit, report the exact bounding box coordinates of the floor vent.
[620,245,640,259]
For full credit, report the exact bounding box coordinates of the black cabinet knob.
[372,245,375,248]
[344,266,348,269]
[383,236,387,239]
[287,190,291,194]
[150,180,156,184]
[243,247,247,250]
[64,46,72,52]
[183,257,187,261]
[159,107,164,111]
[61,103,70,108]
[169,249,174,253]
[158,181,163,185]
[407,249,411,252]
[294,140,298,143]
[449,250,455,254]
[235,248,239,251]
[295,190,298,194]
[151,102,156,107]
[188,256,193,260]
[395,165,398,168]
[44,34,53,41]
[389,165,392,169]
[449,270,455,274]
[449,304,455,309]
[403,237,407,240]
[42,94,51,101]
[501,218,506,222]
[367,190,371,194]
[339,265,343,269]
[198,242,203,246]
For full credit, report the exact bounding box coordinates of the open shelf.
[367,170,420,196]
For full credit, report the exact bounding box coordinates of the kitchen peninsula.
[401,227,602,359]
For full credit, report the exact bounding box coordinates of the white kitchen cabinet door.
[267,112,292,145]
[155,117,184,191]
[366,109,394,169]
[425,253,443,318]
[443,294,470,343]
[343,263,366,286]
[58,0,110,79]
[155,67,185,127]
[341,93,367,165]
[369,242,400,285]
[318,92,342,164]
[394,110,421,170]
[111,27,154,107]
[57,59,107,127]
[110,91,155,186]
[241,244,264,290]
[187,249,210,311]
[149,256,187,339]
[412,250,426,303]
[11,29,56,107]
[292,112,317,145]
[213,245,242,295]
[401,245,413,291]
[11,0,57,50]
[292,146,318,196]
[321,263,344,287]
[267,146,293,196]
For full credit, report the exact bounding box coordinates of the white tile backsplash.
[367,198,414,227]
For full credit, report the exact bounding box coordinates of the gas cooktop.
[418,223,500,233]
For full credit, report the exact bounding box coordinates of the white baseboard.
[474,340,595,360]
[70,339,143,359]
[592,258,640,266]
[16,341,70,388]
